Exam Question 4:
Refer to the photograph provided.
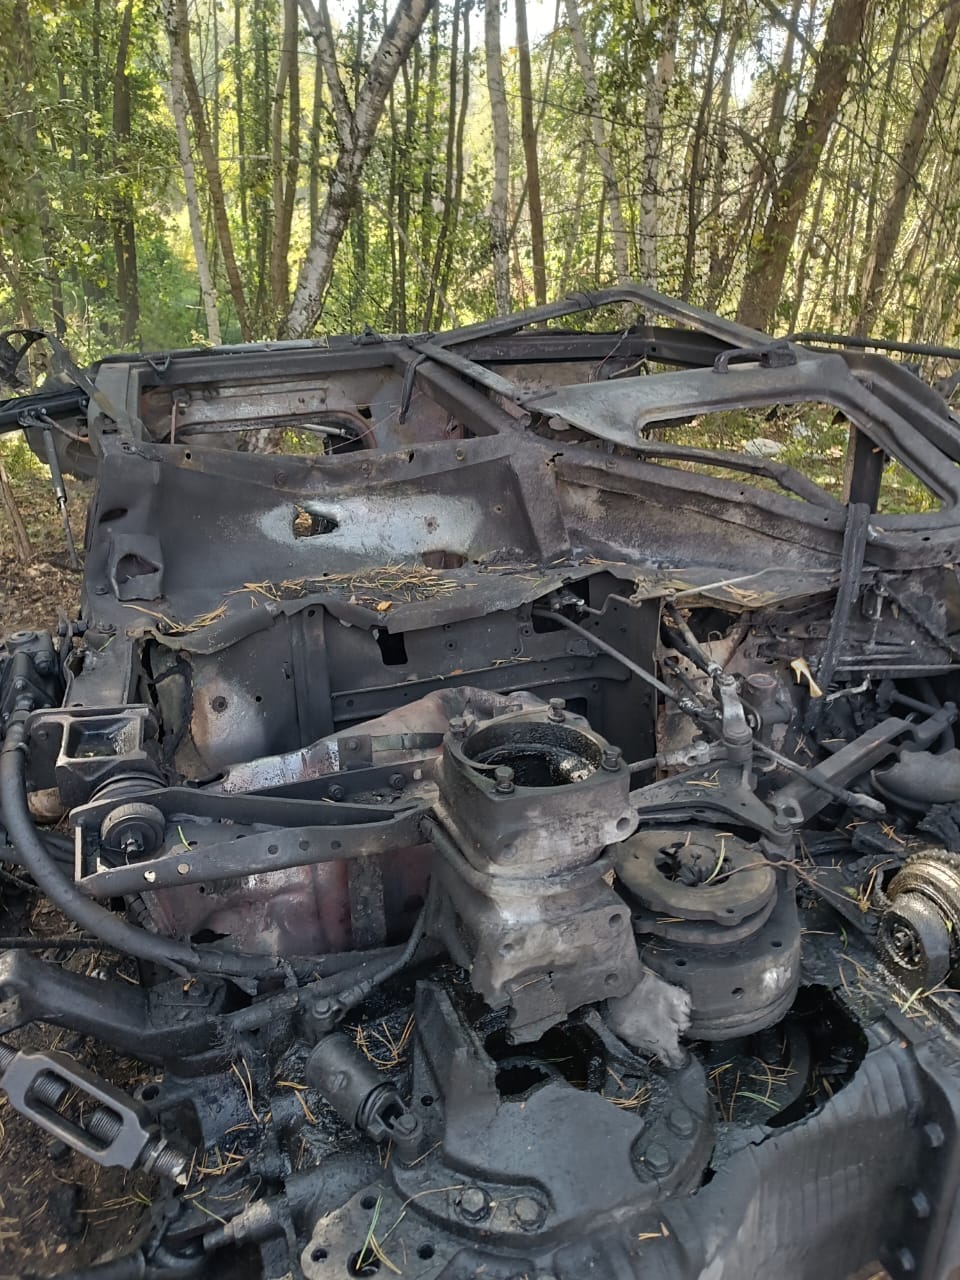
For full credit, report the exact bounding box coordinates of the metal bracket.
[713,342,797,373]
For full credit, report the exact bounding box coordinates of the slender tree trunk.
[736,0,869,332]
[856,0,960,335]
[516,0,547,305]
[0,459,32,565]
[112,0,139,343]
[435,1,471,321]
[166,0,251,338]
[559,137,589,294]
[637,0,677,289]
[417,1,440,321]
[165,4,222,343]
[269,0,300,319]
[679,11,724,300]
[309,36,323,231]
[786,125,839,333]
[485,0,511,313]
[233,0,252,278]
[703,17,739,308]
[425,0,462,329]
[565,0,630,284]
[704,0,800,310]
[396,45,420,329]
[286,0,434,335]
[853,6,905,296]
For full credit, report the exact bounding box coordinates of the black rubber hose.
[0,722,282,980]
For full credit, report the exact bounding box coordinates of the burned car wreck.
[2,285,960,1278]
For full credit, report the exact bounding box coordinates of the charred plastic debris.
[2,286,960,1278]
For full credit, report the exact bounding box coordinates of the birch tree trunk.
[485,0,511,314]
[637,0,677,289]
[565,0,629,284]
[286,0,434,336]
[165,4,221,344]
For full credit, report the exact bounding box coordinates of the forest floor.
[0,438,157,1279]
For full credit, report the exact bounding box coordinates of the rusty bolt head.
[512,1195,544,1229]
[547,697,566,722]
[643,1142,673,1175]
[312,997,336,1022]
[448,716,467,739]
[494,766,515,794]
[911,1190,931,1219]
[666,1107,695,1138]
[392,1113,418,1137]
[458,1185,489,1222]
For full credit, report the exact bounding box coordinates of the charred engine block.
[428,702,642,1038]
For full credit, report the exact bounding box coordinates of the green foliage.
[0,0,958,371]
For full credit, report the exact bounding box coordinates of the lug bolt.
[666,1107,695,1137]
[643,1142,673,1175]
[601,746,622,772]
[547,698,566,723]
[911,1190,931,1219]
[513,1195,544,1229]
[924,1122,944,1148]
[458,1185,489,1222]
[494,766,515,794]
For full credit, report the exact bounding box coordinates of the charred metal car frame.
[3,285,960,1279]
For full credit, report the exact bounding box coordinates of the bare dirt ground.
[0,446,156,1279]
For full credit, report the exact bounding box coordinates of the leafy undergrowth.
[0,440,152,1279]
[661,403,943,514]
[0,436,87,635]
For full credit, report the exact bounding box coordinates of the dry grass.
[233,563,470,610]
[355,1015,415,1070]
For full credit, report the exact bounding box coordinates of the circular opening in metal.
[463,720,601,787]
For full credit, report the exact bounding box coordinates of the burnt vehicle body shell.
[2,285,960,1280]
